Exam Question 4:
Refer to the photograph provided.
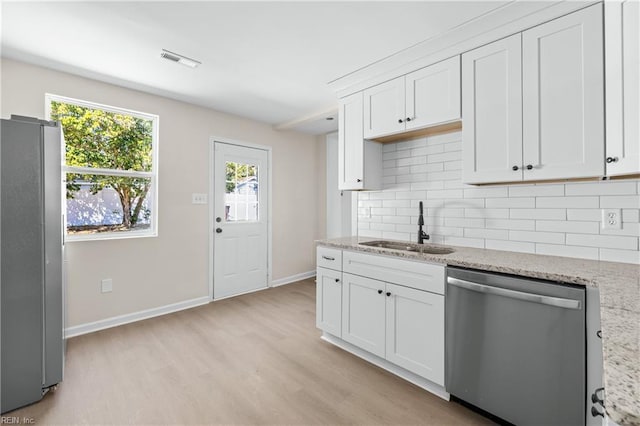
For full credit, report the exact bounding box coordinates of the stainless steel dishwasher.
[446,267,586,425]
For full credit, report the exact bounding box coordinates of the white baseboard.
[64,296,210,339]
[271,270,315,287]
[321,332,450,401]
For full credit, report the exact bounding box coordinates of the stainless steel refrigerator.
[1,115,65,413]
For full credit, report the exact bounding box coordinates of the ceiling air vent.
[160,49,201,69]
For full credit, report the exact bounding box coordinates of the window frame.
[45,93,159,241]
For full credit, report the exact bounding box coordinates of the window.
[225,161,259,222]
[46,94,158,240]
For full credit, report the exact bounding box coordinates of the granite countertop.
[317,236,640,426]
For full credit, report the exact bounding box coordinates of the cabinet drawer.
[343,250,444,295]
[317,247,342,271]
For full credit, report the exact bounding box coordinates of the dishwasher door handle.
[447,277,582,310]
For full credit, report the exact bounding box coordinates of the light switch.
[192,193,208,204]
[101,278,113,293]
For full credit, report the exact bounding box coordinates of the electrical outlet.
[601,209,622,230]
[101,278,113,293]
[192,193,208,204]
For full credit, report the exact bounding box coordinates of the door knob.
[216,228,222,233]
[216,217,222,223]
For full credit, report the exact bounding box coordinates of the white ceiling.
[1,1,508,134]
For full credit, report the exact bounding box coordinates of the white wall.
[358,131,640,264]
[1,58,322,327]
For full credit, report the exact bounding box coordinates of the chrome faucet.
[418,201,430,244]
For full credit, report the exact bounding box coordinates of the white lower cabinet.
[342,273,386,358]
[385,283,444,385]
[317,247,445,389]
[316,267,343,338]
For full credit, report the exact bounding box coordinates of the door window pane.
[225,161,259,222]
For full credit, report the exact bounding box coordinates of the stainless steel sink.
[359,240,455,255]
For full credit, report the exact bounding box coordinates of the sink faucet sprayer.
[418,201,430,244]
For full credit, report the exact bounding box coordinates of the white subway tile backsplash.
[485,219,535,231]
[485,239,535,253]
[356,131,639,264]
[535,244,599,260]
[508,184,564,197]
[599,248,640,264]
[567,209,601,221]
[510,230,565,244]
[486,197,536,208]
[510,209,566,220]
[623,209,640,223]
[565,181,638,196]
[600,195,640,209]
[445,236,485,248]
[536,196,599,208]
[465,208,509,219]
[464,187,509,198]
[566,234,638,250]
[536,220,599,234]
[465,228,509,240]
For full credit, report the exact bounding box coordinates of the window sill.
[65,230,157,243]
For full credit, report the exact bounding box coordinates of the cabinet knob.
[591,405,604,418]
[512,165,519,171]
[398,119,404,124]
[356,178,362,183]
[386,292,391,297]
[378,289,383,294]
[406,117,412,122]
[606,156,619,163]
[596,330,602,339]
[335,278,340,283]
[526,164,533,170]
[591,387,605,405]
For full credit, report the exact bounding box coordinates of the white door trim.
[208,136,273,301]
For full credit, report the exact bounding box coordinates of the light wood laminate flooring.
[10,279,493,425]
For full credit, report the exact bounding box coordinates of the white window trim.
[45,93,159,241]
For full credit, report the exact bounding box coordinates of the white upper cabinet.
[462,34,522,184]
[363,77,405,139]
[463,4,605,184]
[364,57,461,140]
[405,56,461,131]
[522,4,604,181]
[338,92,382,191]
[605,0,640,176]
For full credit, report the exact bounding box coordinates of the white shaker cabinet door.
[385,283,445,385]
[406,56,461,131]
[341,273,386,358]
[316,267,342,337]
[605,0,640,176]
[522,4,605,181]
[363,76,405,139]
[338,92,364,190]
[462,34,523,184]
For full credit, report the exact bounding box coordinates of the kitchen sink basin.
[359,240,455,255]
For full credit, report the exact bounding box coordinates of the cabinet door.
[316,267,342,337]
[522,4,604,180]
[406,56,461,131]
[363,76,405,139]
[338,92,364,190]
[341,273,386,358]
[605,0,640,176]
[462,34,523,184]
[385,284,444,385]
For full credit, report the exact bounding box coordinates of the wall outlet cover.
[101,278,113,293]
[192,193,208,204]
[601,209,622,230]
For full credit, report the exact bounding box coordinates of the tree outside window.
[47,95,158,239]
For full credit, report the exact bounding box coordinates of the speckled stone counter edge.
[316,237,640,426]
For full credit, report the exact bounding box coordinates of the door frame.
[208,136,273,301]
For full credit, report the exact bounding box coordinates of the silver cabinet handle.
[447,277,582,310]
[322,255,335,261]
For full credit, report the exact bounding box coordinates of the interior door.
[213,142,268,299]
